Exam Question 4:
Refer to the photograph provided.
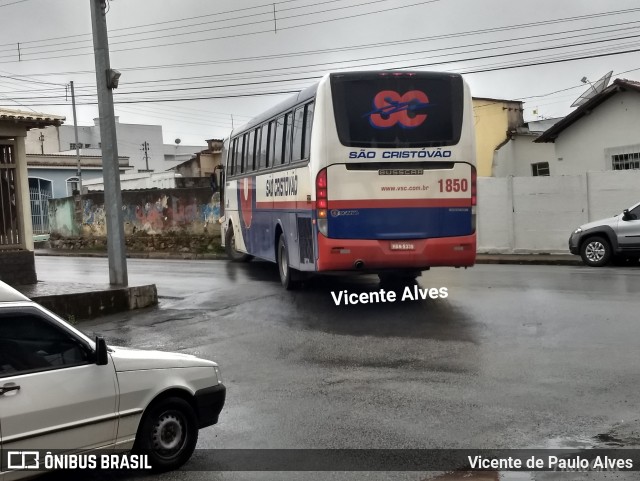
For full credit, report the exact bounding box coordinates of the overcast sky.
[1,0,639,146]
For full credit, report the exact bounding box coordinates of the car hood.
[108,345,217,372]
[579,215,619,231]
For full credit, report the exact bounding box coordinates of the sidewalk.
[34,249,581,265]
[15,280,158,322]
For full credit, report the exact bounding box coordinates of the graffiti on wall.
[83,199,106,226]
[54,188,221,237]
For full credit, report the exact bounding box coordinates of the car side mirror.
[95,336,109,366]
[622,209,632,221]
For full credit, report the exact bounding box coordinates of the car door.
[617,203,640,250]
[0,305,118,475]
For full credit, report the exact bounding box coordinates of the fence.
[0,143,20,248]
[30,187,51,235]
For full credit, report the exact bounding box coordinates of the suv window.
[0,313,90,377]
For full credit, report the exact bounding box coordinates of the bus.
[219,70,476,289]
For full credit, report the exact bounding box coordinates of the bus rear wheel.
[277,234,299,290]
[225,224,253,262]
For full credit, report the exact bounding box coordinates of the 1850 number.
[438,178,468,192]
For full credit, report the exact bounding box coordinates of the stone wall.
[49,231,222,254]
[0,250,37,285]
[48,187,222,253]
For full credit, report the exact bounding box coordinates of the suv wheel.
[580,236,611,267]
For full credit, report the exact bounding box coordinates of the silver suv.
[569,201,640,267]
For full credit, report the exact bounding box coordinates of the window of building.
[66,177,80,196]
[531,162,550,176]
[612,152,640,170]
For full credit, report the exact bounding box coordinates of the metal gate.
[29,181,52,236]
[0,143,20,247]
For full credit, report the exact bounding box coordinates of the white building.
[26,117,204,173]
[535,78,640,174]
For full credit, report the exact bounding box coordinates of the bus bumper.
[316,233,476,271]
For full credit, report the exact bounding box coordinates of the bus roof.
[230,79,321,138]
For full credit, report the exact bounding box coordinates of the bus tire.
[225,224,253,262]
[277,234,299,290]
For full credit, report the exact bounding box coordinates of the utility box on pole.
[89,0,128,286]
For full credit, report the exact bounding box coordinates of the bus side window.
[240,134,247,174]
[272,116,284,166]
[292,106,304,163]
[246,130,255,173]
[259,123,270,170]
[283,112,292,165]
[228,138,238,176]
[253,128,260,171]
[303,102,314,160]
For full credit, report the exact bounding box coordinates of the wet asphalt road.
[33,257,640,481]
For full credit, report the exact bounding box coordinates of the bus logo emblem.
[240,177,253,228]
[367,90,430,129]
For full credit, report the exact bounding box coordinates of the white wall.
[477,170,640,253]
[25,126,60,155]
[554,91,640,174]
[493,135,556,177]
[83,171,181,191]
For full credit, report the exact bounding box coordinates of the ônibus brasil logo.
[366,90,430,129]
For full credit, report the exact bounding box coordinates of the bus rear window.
[330,72,464,148]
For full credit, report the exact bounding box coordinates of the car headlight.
[214,366,223,384]
[573,228,582,234]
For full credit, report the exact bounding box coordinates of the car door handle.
[0,384,20,395]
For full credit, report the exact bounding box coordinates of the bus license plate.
[390,242,415,251]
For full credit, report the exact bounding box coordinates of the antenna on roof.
[570,71,613,108]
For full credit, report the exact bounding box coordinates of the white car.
[0,281,225,479]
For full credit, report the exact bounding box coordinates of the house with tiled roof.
[0,108,65,285]
[535,78,640,174]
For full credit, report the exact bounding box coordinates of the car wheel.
[225,224,253,262]
[580,236,611,267]
[277,234,299,290]
[134,397,198,472]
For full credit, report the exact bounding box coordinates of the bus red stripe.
[328,198,470,209]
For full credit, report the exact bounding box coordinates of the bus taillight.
[471,165,477,232]
[316,168,328,236]
[471,165,477,206]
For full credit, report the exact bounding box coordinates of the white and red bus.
[220,71,476,289]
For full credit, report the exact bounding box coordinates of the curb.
[35,250,227,260]
[475,256,581,266]
[16,284,159,322]
[35,249,581,266]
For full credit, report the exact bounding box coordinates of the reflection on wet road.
[35,257,640,481]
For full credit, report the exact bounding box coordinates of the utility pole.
[90,0,128,286]
[38,132,44,155]
[141,141,150,171]
[70,81,83,194]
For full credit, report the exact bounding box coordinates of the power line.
[5,20,640,101]
[0,0,439,63]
